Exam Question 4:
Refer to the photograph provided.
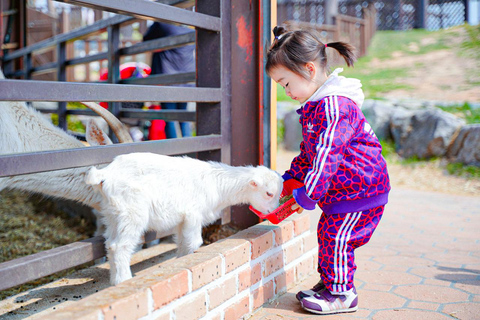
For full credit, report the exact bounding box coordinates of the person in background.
[143,21,195,139]
[266,24,390,315]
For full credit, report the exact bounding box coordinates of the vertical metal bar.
[23,53,32,79]
[262,0,272,169]
[221,0,232,166]
[231,0,263,228]
[464,0,469,23]
[107,24,121,143]
[196,0,226,223]
[415,0,428,29]
[57,42,68,130]
[196,0,221,163]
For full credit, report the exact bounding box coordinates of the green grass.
[446,162,480,179]
[461,24,480,57]
[51,102,88,133]
[437,102,480,124]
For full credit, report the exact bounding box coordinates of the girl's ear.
[305,62,316,80]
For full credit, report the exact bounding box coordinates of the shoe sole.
[302,305,358,315]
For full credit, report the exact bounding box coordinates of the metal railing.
[0,0,231,291]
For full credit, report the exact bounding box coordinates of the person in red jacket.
[266,25,391,315]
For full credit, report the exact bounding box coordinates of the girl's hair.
[266,24,356,79]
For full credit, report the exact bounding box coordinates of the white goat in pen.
[85,152,283,285]
[0,70,132,225]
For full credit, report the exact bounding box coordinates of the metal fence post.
[107,24,121,143]
[196,0,222,163]
[57,42,67,130]
[415,0,428,29]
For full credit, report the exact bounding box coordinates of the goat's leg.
[176,217,203,257]
[103,217,145,285]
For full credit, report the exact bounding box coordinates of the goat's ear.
[86,119,113,146]
[249,177,264,189]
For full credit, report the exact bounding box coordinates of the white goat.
[0,70,132,219]
[85,152,283,285]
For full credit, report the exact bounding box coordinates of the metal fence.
[0,0,231,292]
[277,0,470,31]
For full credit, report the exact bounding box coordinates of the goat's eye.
[266,192,273,197]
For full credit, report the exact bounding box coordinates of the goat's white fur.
[0,100,109,209]
[0,69,126,212]
[85,152,283,285]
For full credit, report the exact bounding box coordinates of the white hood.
[302,68,365,108]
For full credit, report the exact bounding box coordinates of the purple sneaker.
[295,280,326,301]
[301,288,358,315]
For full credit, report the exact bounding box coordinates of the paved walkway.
[249,187,480,319]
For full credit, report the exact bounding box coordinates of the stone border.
[37,214,318,320]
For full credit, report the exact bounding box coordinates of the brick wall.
[39,214,318,320]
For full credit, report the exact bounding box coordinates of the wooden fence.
[286,4,377,58]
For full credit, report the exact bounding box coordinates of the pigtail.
[324,41,357,67]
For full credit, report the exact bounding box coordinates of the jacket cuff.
[293,187,317,210]
[282,172,293,181]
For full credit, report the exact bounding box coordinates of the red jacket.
[284,70,390,214]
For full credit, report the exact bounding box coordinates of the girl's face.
[269,64,323,104]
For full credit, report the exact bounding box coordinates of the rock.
[447,124,480,166]
[283,110,302,151]
[391,108,466,159]
[361,99,396,141]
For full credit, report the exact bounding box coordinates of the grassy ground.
[277,24,480,101]
[278,25,480,180]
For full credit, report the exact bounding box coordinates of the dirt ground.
[369,27,480,103]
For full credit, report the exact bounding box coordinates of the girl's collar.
[300,68,344,107]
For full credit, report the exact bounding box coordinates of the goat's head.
[247,166,283,214]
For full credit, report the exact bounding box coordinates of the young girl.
[266,25,390,315]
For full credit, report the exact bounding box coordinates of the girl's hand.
[291,202,304,214]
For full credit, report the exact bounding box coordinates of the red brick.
[150,309,171,320]
[101,288,149,320]
[37,309,101,320]
[238,263,262,292]
[223,241,250,273]
[233,227,273,260]
[207,274,237,310]
[42,285,150,320]
[303,232,318,253]
[263,251,284,278]
[207,312,222,320]
[295,255,314,282]
[164,252,222,290]
[274,267,296,292]
[273,221,294,246]
[128,263,189,307]
[224,294,250,320]
[252,280,275,309]
[173,291,207,320]
[283,237,303,265]
[293,214,310,236]
[197,238,250,273]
